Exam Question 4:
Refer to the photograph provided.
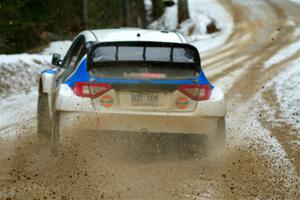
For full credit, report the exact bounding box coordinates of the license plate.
[131,92,159,106]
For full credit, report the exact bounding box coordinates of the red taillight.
[178,84,211,101]
[73,82,112,98]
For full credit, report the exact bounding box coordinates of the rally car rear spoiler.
[86,41,201,71]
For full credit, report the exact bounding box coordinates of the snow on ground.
[289,0,300,5]
[261,11,300,133]
[148,0,233,53]
[148,0,178,31]
[263,0,300,69]
[211,56,251,93]
[264,39,300,69]
[189,0,233,53]
[0,41,70,133]
[0,41,70,99]
[274,63,300,132]
[226,98,298,198]
[0,54,50,98]
[0,91,37,132]
[263,59,300,134]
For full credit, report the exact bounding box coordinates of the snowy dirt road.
[0,0,300,199]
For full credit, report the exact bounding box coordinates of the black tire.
[37,85,51,138]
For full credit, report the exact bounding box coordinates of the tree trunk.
[82,0,88,28]
[151,0,164,20]
[178,0,189,24]
[123,0,134,26]
[123,0,147,27]
[136,0,147,27]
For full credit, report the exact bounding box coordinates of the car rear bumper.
[55,84,226,117]
[59,111,224,135]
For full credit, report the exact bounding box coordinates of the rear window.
[93,46,116,62]
[88,43,200,80]
[146,47,170,62]
[118,47,144,61]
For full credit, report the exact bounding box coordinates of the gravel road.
[0,0,299,199]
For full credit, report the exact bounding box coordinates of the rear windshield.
[89,44,200,80]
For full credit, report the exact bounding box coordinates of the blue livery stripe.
[65,58,214,89]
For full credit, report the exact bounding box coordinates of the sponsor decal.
[176,97,189,109]
[123,72,166,79]
[141,73,166,79]
[100,95,113,108]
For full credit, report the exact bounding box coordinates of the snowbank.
[148,0,233,53]
[0,54,50,98]
[0,41,71,98]
[148,0,178,31]
[189,0,233,53]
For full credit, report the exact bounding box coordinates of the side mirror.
[163,0,175,7]
[52,53,63,67]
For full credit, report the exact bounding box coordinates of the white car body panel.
[55,84,225,135]
[55,84,225,117]
[80,29,186,43]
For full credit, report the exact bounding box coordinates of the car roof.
[80,28,186,44]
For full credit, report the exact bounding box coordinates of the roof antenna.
[137,33,141,38]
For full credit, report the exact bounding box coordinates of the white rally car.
[38,28,226,152]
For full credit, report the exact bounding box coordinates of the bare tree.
[136,0,147,27]
[123,0,135,26]
[151,0,164,20]
[123,0,147,27]
[82,0,88,28]
[178,0,189,24]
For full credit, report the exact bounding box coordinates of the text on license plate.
[131,92,159,106]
